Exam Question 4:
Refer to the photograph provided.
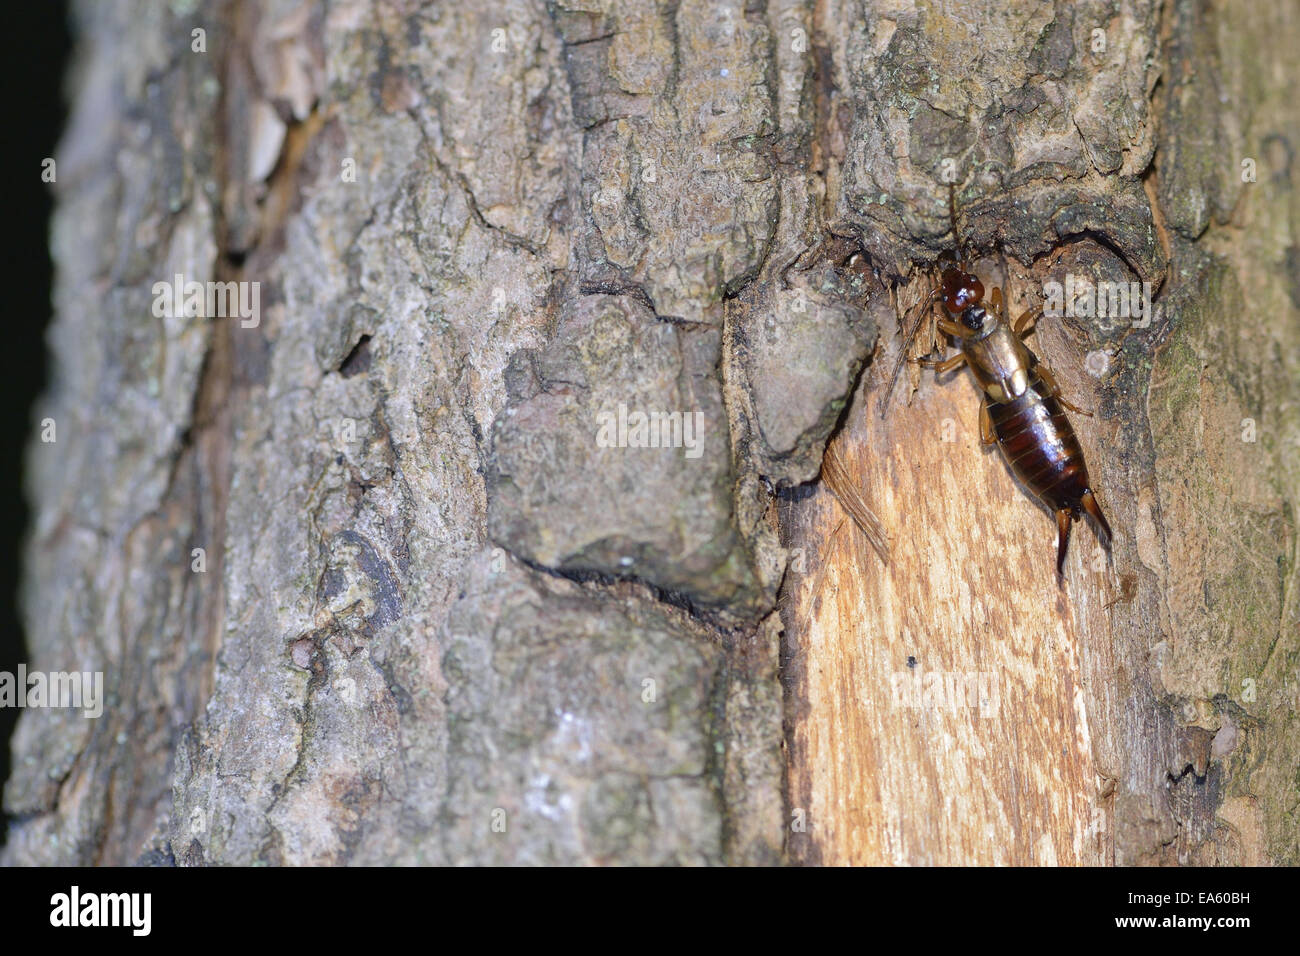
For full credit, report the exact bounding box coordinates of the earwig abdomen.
[987,368,1111,574]
[989,370,1086,506]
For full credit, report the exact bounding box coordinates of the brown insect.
[882,187,1112,580]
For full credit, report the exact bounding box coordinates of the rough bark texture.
[5,0,1297,866]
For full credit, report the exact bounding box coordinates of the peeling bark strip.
[5,0,1297,868]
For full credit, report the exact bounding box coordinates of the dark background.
[0,2,71,850]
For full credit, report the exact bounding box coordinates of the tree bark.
[5,0,1297,866]
[781,0,1300,866]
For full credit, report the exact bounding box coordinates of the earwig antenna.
[878,179,964,417]
[879,285,940,417]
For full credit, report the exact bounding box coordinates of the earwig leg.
[921,352,967,373]
[989,287,1004,319]
[979,400,995,446]
[1037,364,1092,416]
[937,318,977,339]
[1055,509,1074,581]
[1014,308,1041,338]
[1080,489,1112,542]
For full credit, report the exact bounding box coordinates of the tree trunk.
[5,0,1296,866]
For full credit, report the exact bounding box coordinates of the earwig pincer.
[882,189,1112,581]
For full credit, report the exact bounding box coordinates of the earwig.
[882,186,1112,581]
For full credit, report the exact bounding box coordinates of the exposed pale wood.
[786,272,1118,865]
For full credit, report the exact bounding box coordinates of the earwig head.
[940,268,984,316]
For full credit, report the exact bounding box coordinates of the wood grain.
[784,282,1120,865]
